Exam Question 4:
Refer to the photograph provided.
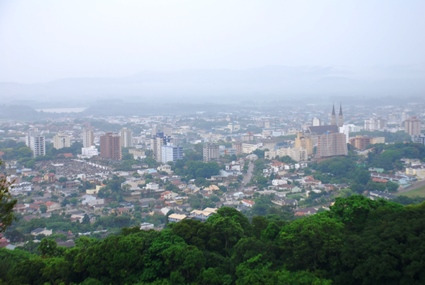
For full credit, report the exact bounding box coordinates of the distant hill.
[1,65,424,105]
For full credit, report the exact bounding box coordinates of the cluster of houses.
[3,141,425,251]
[168,207,218,223]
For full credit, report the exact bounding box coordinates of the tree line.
[1,195,425,284]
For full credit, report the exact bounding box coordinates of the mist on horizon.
[0,1,424,103]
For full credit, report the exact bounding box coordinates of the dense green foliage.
[98,175,126,201]
[1,196,425,284]
[350,131,412,143]
[172,160,220,182]
[367,143,425,170]
[0,140,84,167]
[0,140,33,167]
[312,156,371,193]
[0,170,17,233]
[310,143,425,195]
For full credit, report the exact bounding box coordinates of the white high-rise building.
[81,146,99,158]
[150,132,171,162]
[312,117,321,126]
[364,118,387,131]
[26,132,46,158]
[161,144,183,163]
[53,133,71,149]
[82,128,94,148]
[120,128,133,148]
[339,125,350,143]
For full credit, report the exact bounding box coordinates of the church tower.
[331,104,336,125]
[338,103,344,127]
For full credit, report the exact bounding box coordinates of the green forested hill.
[1,195,425,285]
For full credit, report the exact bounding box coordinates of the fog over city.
[3,2,425,283]
[1,1,424,109]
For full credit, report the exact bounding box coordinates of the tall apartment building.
[120,127,133,148]
[151,137,163,162]
[265,147,307,162]
[294,132,313,155]
[405,116,421,136]
[232,142,242,155]
[349,136,371,150]
[203,143,220,162]
[100,133,121,160]
[317,132,348,158]
[82,128,94,148]
[161,144,183,163]
[364,118,387,131]
[151,132,171,162]
[312,117,321,126]
[53,133,71,149]
[26,132,46,158]
[307,104,348,158]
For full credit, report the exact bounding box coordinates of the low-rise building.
[241,199,255,207]
[168,213,187,223]
[140,222,155,230]
[189,208,217,221]
[31,228,53,236]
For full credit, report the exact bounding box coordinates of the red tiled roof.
[372,177,388,183]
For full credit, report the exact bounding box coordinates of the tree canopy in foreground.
[1,196,425,285]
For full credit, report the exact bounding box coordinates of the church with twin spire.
[331,103,344,127]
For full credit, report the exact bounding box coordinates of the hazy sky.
[1,0,424,83]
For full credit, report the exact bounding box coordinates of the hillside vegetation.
[1,195,425,285]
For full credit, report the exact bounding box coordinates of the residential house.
[70,211,86,223]
[87,199,105,207]
[160,191,178,200]
[14,204,28,213]
[146,182,160,191]
[241,199,255,207]
[140,222,155,230]
[31,228,53,236]
[139,198,156,208]
[157,164,173,174]
[189,208,217,221]
[81,195,96,205]
[168,213,187,223]
[43,173,56,183]
[290,186,302,193]
[45,202,61,212]
[272,198,298,207]
[294,207,317,217]
[369,190,395,200]
[204,184,220,194]
[272,179,288,186]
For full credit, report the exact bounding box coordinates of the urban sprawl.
[1,102,425,249]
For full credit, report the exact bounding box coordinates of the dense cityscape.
[1,1,425,284]
[0,101,423,245]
